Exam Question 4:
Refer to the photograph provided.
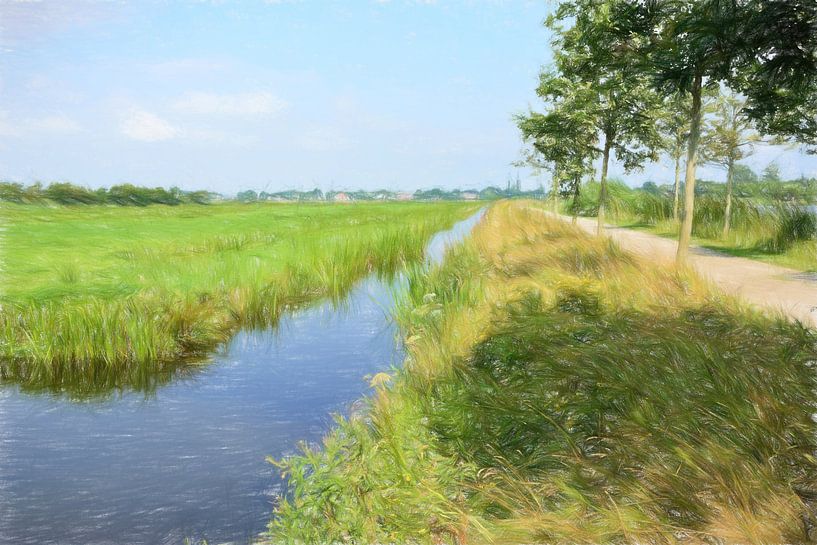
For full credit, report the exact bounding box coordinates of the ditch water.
[0,209,485,545]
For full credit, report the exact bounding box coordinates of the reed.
[0,201,479,394]
[577,183,817,270]
[268,200,817,544]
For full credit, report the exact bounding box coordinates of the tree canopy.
[520,0,817,263]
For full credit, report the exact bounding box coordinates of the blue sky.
[1,0,815,195]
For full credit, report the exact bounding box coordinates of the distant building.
[332,192,352,202]
[396,192,413,201]
[461,192,479,200]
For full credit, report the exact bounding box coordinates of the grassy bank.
[0,201,479,393]
[269,200,817,544]
[574,181,817,271]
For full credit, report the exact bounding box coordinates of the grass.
[268,200,817,544]
[574,181,817,271]
[0,201,480,394]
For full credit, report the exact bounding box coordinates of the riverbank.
[0,201,479,393]
[269,200,817,544]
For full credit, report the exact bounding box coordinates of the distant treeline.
[642,171,817,203]
[0,182,216,206]
[3,170,814,207]
[0,180,547,206]
[238,186,546,203]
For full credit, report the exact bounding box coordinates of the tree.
[657,89,716,221]
[608,0,817,265]
[517,72,599,218]
[237,190,258,203]
[612,1,738,264]
[762,162,782,183]
[734,0,817,151]
[732,164,759,184]
[548,1,662,234]
[43,182,102,205]
[640,181,661,195]
[700,92,760,237]
[657,94,691,221]
[0,182,26,203]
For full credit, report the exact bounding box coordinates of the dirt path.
[555,213,817,328]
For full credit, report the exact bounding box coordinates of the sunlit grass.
[0,201,480,394]
[268,200,817,544]
[577,187,817,271]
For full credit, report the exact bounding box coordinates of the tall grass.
[574,182,817,269]
[268,200,817,544]
[0,201,480,394]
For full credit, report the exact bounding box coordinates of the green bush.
[764,205,817,252]
[0,181,211,206]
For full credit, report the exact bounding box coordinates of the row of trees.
[642,168,817,203]
[237,186,547,202]
[1,181,546,206]
[518,0,817,264]
[0,182,214,206]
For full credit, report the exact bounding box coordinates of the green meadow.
[0,201,479,393]
[3,198,816,543]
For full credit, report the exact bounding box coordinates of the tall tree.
[701,92,760,238]
[548,1,662,235]
[609,0,817,264]
[657,94,690,222]
[517,73,599,218]
[611,1,738,264]
[657,90,716,221]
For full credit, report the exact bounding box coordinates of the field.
[0,201,479,393]
[269,200,817,544]
[4,198,816,543]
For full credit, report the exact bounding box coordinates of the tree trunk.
[722,157,734,239]
[597,135,612,235]
[676,73,703,266]
[672,152,681,221]
[572,175,581,224]
[551,171,559,214]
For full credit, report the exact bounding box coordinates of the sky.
[1,0,815,195]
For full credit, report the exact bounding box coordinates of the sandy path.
[554,213,817,328]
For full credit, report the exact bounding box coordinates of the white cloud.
[120,110,180,142]
[28,115,82,133]
[172,91,287,116]
[0,111,82,137]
